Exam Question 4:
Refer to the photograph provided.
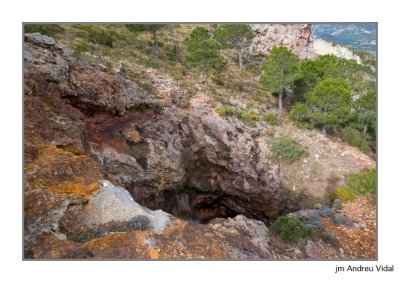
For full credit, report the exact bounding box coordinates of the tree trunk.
[276,161,281,183]
[284,85,294,106]
[152,29,160,56]
[278,92,283,114]
[322,127,326,137]
[238,46,243,71]
[203,67,208,85]
[363,123,368,135]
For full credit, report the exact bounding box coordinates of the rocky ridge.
[249,24,362,63]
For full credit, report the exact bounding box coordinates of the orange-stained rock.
[24,145,103,195]
[149,248,160,259]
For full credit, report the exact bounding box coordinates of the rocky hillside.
[24,24,376,259]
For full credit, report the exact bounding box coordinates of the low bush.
[212,94,225,102]
[73,42,89,52]
[237,108,260,121]
[263,112,279,125]
[270,216,308,243]
[89,30,114,48]
[341,127,369,152]
[328,187,356,202]
[216,105,234,116]
[248,111,261,121]
[328,168,376,203]
[24,24,63,37]
[211,74,224,86]
[237,108,249,120]
[270,136,308,164]
[231,82,244,92]
[347,168,376,197]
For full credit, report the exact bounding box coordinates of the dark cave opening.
[127,179,297,227]
[127,183,240,224]
[162,188,239,224]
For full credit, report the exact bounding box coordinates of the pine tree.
[185,27,223,85]
[214,24,254,71]
[126,24,166,56]
[305,78,352,136]
[260,47,301,114]
[352,91,376,136]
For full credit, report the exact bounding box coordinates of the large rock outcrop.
[249,24,362,63]
[24,33,281,257]
[249,24,315,58]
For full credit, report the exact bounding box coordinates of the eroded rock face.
[249,24,315,58]
[24,33,281,255]
[249,24,362,63]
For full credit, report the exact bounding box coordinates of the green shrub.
[341,127,369,152]
[237,108,249,120]
[213,94,225,102]
[211,74,224,86]
[347,168,376,197]
[216,105,234,116]
[231,82,244,92]
[89,30,114,48]
[248,111,261,121]
[290,103,309,123]
[237,108,260,121]
[24,24,63,37]
[73,42,89,52]
[270,136,308,164]
[328,187,356,202]
[270,216,308,243]
[252,91,266,104]
[263,113,279,125]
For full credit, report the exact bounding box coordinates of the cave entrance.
[161,187,238,224]
[127,183,239,224]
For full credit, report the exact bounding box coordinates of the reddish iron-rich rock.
[24,33,281,258]
[26,214,278,260]
[24,32,281,226]
[322,197,376,259]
